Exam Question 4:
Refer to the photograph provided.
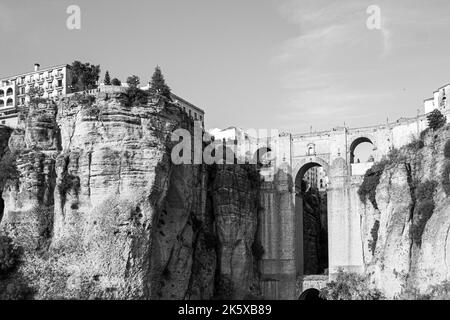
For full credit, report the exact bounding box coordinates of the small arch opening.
[6,98,13,107]
[299,288,325,300]
[253,147,272,166]
[6,88,13,96]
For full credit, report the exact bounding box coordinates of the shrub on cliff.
[118,87,149,107]
[111,78,121,86]
[443,162,450,196]
[149,66,171,99]
[27,87,47,105]
[427,109,446,131]
[410,180,437,246]
[0,235,20,277]
[319,270,384,300]
[406,136,424,151]
[126,75,140,88]
[0,152,19,189]
[444,140,450,159]
[358,160,388,209]
[251,240,265,260]
[58,172,81,206]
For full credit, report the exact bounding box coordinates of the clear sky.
[1,0,450,133]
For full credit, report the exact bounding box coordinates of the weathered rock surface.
[361,127,450,298]
[0,94,261,299]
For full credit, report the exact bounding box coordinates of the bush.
[83,104,101,118]
[111,78,121,86]
[358,160,388,209]
[251,240,265,260]
[0,152,19,189]
[427,109,447,131]
[406,137,424,151]
[444,140,450,159]
[214,276,234,300]
[118,87,149,107]
[58,172,81,206]
[443,162,450,196]
[319,270,384,300]
[410,180,437,246]
[0,235,20,277]
[368,220,380,255]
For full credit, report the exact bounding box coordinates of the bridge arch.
[294,157,330,277]
[349,136,375,164]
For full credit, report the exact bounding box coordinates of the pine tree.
[104,71,111,85]
[150,66,171,99]
[427,109,447,131]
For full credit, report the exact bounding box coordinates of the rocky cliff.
[359,126,450,298]
[0,93,261,300]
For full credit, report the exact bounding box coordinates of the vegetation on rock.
[118,86,149,107]
[427,109,446,131]
[103,71,111,85]
[0,235,20,277]
[320,270,384,300]
[111,78,121,86]
[70,61,101,91]
[126,75,140,88]
[410,180,437,246]
[149,66,171,99]
[0,152,19,189]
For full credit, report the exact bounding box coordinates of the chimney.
[34,63,40,72]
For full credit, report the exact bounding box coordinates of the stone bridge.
[249,113,433,300]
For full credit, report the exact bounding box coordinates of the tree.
[149,66,171,99]
[126,75,140,88]
[118,87,148,107]
[27,87,46,105]
[104,71,111,85]
[70,61,101,91]
[111,78,122,86]
[427,109,447,131]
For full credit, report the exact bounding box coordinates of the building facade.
[0,64,205,128]
[0,63,72,127]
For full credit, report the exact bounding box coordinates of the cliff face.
[360,127,450,298]
[0,93,261,300]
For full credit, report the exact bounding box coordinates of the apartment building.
[0,63,72,127]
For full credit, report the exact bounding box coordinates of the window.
[58,80,63,87]
[189,110,192,117]
[6,88,13,96]
[0,90,4,97]
[6,98,13,106]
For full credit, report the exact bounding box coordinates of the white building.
[0,63,72,127]
[424,83,450,114]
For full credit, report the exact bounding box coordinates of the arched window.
[307,143,315,156]
[6,98,13,106]
[0,100,4,107]
[0,90,4,97]
[6,88,13,96]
